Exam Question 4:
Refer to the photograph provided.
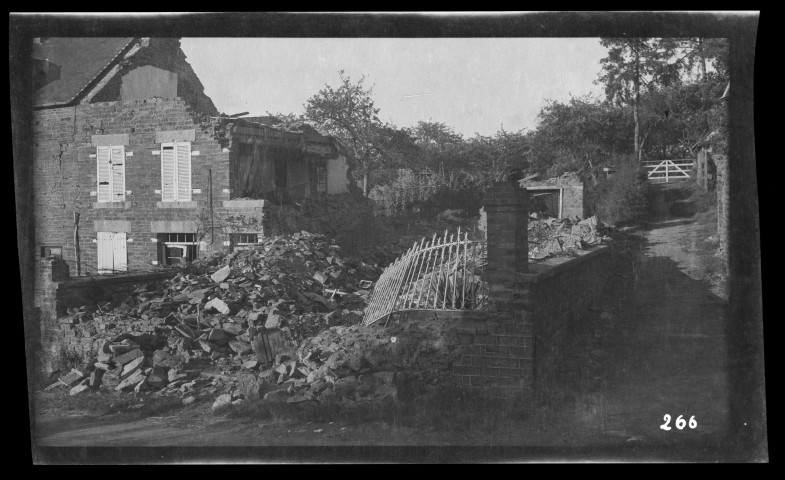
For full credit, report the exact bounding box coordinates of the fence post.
[483,181,529,313]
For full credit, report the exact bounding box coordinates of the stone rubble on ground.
[47,231,386,405]
[528,215,612,260]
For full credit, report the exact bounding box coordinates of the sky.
[180,38,608,138]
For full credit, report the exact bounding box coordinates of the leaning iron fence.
[362,228,488,327]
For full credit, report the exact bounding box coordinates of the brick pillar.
[483,181,529,312]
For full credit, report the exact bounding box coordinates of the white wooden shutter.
[96,147,112,203]
[161,144,176,202]
[113,232,128,272]
[110,146,125,202]
[175,142,192,201]
[97,232,113,272]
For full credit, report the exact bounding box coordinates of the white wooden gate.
[642,159,694,183]
[97,232,128,274]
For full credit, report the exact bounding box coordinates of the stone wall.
[714,154,729,261]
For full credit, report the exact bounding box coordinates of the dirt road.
[33,185,731,458]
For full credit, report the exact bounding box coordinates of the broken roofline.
[221,117,341,154]
[33,38,143,109]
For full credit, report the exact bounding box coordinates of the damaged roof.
[32,37,137,108]
[520,171,583,188]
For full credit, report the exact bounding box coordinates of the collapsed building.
[32,37,350,277]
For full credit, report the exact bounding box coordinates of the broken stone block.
[121,355,145,378]
[153,350,179,369]
[58,369,88,387]
[264,311,284,329]
[211,266,231,283]
[242,360,258,370]
[146,366,169,389]
[222,322,245,335]
[212,393,232,409]
[113,348,144,366]
[206,297,231,315]
[182,396,195,406]
[115,369,146,391]
[313,272,327,284]
[199,340,214,353]
[237,373,263,400]
[207,328,231,343]
[168,368,187,383]
[70,381,89,396]
[89,370,104,389]
[133,377,149,393]
[258,369,277,385]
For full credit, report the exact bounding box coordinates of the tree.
[304,71,413,196]
[527,96,633,183]
[597,38,669,163]
[413,121,466,185]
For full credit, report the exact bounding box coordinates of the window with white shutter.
[160,142,191,202]
[96,146,125,202]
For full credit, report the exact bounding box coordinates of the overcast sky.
[180,38,608,138]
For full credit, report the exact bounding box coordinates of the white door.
[97,232,128,273]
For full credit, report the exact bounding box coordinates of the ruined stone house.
[32,37,349,276]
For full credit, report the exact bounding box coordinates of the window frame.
[160,141,192,202]
[96,145,126,203]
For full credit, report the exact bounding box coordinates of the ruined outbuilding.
[32,37,350,278]
[519,171,586,219]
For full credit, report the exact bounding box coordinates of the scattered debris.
[528,215,611,260]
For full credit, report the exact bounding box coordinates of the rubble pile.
[47,231,384,402]
[528,215,612,260]
[245,319,458,408]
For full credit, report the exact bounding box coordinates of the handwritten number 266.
[660,415,697,431]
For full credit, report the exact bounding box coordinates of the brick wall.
[395,181,613,402]
[33,97,232,274]
[394,310,534,400]
[524,247,612,397]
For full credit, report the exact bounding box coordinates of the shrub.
[588,160,651,225]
